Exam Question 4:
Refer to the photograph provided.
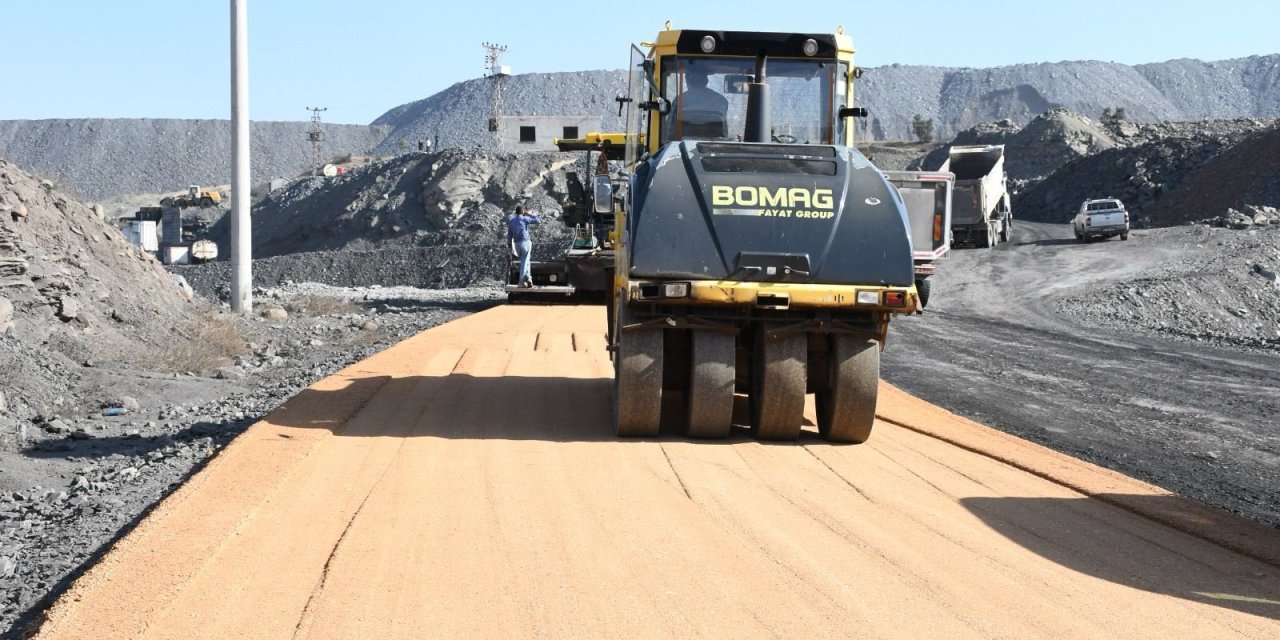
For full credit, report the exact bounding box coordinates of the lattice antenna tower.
[483,42,510,150]
[306,107,327,169]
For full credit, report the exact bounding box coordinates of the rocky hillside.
[0,157,217,431]
[374,54,1280,150]
[1015,119,1279,224]
[0,119,390,200]
[1143,126,1280,225]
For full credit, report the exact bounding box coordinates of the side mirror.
[722,74,752,94]
[593,175,613,215]
[839,107,869,119]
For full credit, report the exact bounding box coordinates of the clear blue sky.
[4,0,1277,124]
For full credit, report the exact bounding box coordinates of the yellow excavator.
[601,25,920,443]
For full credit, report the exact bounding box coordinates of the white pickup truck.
[1073,198,1130,242]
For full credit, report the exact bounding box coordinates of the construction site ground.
[885,221,1280,528]
[12,223,1280,638]
[29,303,1280,638]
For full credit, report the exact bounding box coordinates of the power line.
[483,42,509,151]
[306,106,327,171]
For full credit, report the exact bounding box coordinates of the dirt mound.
[0,157,205,424]
[1055,225,1280,350]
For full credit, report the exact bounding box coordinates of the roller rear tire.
[687,331,735,439]
[615,310,663,437]
[816,336,879,444]
[750,327,806,441]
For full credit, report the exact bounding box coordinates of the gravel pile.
[1199,205,1280,230]
[1055,225,1280,350]
[373,54,1280,149]
[0,120,390,201]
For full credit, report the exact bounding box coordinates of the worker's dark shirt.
[507,213,540,242]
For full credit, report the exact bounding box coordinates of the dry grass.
[284,294,364,317]
[150,308,248,373]
[338,324,387,348]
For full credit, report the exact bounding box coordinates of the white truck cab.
[1073,198,1129,242]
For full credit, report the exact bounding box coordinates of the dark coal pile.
[0,119,389,201]
[1055,225,1280,350]
[1016,118,1278,224]
[217,149,579,259]
[172,244,517,300]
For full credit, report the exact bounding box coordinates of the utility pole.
[230,0,251,314]
[306,107,327,171]
[483,42,510,151]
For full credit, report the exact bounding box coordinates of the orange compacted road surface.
[32,306,1280,639]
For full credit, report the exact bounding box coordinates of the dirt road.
[31,305,1280,639]
[883,222,1280,527]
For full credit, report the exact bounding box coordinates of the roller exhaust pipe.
[744,53,770,143]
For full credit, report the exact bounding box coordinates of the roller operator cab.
[609,26,919,443]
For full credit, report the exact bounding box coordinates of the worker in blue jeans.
[507,205,540,287]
